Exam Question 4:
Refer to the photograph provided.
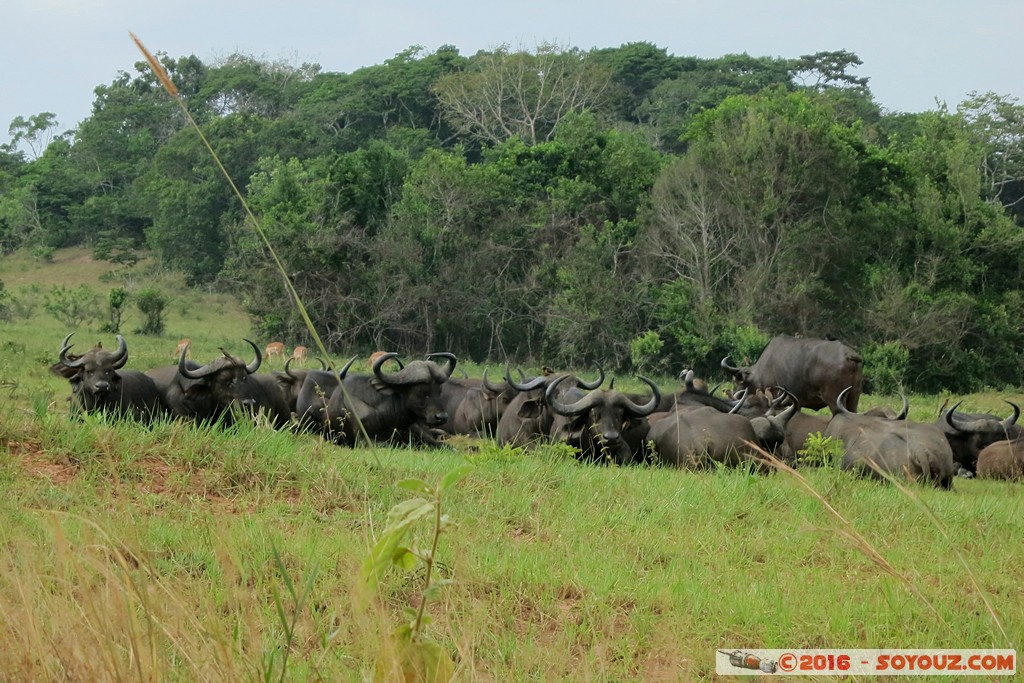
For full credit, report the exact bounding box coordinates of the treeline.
[2,43,1024,392]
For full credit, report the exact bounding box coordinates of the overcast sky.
[4,0,1023,147]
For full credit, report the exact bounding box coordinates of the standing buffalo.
[325,352,454,447]
[545,375,660,464]
[50,333,167,423]
[147,340,262,425]
[722,335,863,413]
[936,401,1020,476]
[826,388,954,488]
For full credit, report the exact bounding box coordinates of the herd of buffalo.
[49,333,1024,487]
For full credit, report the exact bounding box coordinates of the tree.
[434,43,615,146]
[6,113,65,160]
[958,91,1024,222]
[136,288,166,335]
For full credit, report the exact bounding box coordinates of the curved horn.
[109,334,129,369]
[728,389,747,414]
[285,356,301,378]
[835,386,854,415]
[482,368,505,394]
[770,390,799,428]
[373,352,402,386]
[1002,401,1020,431]
[338,355,358,380]
[59,333,86,369]
[619,376,661,417]
[506,364,546,392]
[179,343,220,379]
[709,381,723,396]
[545,375,600,417]
[312,356,327,370]
[426,352,457,378]
[721,356,741,375]
[944,400,968,432]
[243,339,261,374]
[578,363,605,390]
[679,369,696,391]
[894,394,909,420]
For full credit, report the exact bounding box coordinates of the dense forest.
[2,42,1024,392]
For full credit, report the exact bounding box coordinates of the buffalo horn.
[728,389,748,414]
[578,364,605,390]
[482,368,506,394]
[243,339,261,373]
[426,352,457,378]
[506,364,546,392]
[721,356,741,376]
[110,335,129,369]
[545,375,600,417]
[620,376,661,417]
[59,333,85,369]
[894,394,909,420]
[835,386,855,415]
[338,355,358,380]
[1002,401,1021,430]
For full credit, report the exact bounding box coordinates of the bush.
[718,323,770,365]
[630,330,664,373]
[796,431,845,468]
[100,287,130,334]
[861,340,909,394]
[136,287,167,335]
[0,281,10,322]
[43,284,99,329]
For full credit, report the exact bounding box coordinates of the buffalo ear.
[517,399,544,419]
[369,378,397,395]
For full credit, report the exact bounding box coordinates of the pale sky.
[3,0,1023,147]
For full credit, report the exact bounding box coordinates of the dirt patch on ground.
[8,440,78,485]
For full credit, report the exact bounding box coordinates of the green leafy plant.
[43,284,99,329]
[135,287,166,335]
[796,431,845,468]
[100,287,129,334]
[360,463,475,682]
[629,329,664,373]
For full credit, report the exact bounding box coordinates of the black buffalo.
[438,369,518,437]
[647,395,798,470]
[496,366,604,447]
[826,388,954,488]
[50,333,167,423]
[147,339,262,425]
[325,352,454,447]
[292,356,356,438]
[722,335,864,413]
[545,375,660,464]
[936,401,1021,476]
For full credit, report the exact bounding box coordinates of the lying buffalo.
[647,394,798,470]
[826,387,954,488]
[976,437,1024,480]
[496,365,604,447]
[437,369,518,437]
[146,339,262,425]
[293,356,356,437]
[51,333,167,423]
[722,335,863,413]
[545,375,660,464]
[325,352,454,447]
[936,401,1020,475]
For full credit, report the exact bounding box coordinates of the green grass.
[1,249,1022,681]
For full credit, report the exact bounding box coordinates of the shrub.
[100,287,130,334]
[861,340,909,394]
[796,431,845,468]
[630,330,664,373]
[136,287,167,335]
[43,284,99,329]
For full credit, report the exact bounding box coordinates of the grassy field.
[1,250,1022,681]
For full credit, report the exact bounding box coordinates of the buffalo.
[51,333,167,423]
[292,356,356,437]
[826,388,954,488]
[496,365,604,447]
[147,339,262,425]
[722,335,863,413]
[545,375,660,464]
[976,437,1024,480]
[324,352,454,447]
[437,369,518,437]
[936,401,1021,476]
[647,394,798,470]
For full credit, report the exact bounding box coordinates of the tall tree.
[434,43,614,146]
